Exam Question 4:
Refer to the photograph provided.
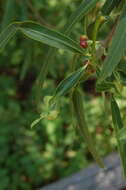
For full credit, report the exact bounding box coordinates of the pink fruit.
[80,40,88,48]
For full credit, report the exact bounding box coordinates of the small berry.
[80,40,88,48]
[80,35,88,42]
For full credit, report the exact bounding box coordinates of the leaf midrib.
[20,27,82,53]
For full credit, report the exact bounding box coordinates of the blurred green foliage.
[0,0,124,189]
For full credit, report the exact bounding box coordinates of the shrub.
[1,0,126,189]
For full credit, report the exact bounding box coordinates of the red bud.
[80,40,88,48]
[80,35,88,41]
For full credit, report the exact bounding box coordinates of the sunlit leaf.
[31,96,59,128]
[31,117,43,128]
[45,110,59,120]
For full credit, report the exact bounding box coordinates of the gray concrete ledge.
[39,153,126,190]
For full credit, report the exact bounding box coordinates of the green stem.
[92,15,106,65]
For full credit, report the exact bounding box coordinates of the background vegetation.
[0,0,126,189]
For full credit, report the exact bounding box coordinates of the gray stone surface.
[39,153,126,190]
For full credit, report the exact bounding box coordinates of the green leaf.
[72,88,104,168]
[64,0,99,35]
[32,0,99,94]
[0,24,17,50]
[54,65,87,98]
[31,109,59,128]
[119,72,126,86]
[19,0,28,21]
[31,117,42,128]
[117,60,126,74]
[100,5,126,82]
[1,0,16,29]
[96,81,115,92]
[117,127,126,141]
[111,96,126,177]
[18,21,83,54]
[31,96,59,128]
[111,97,123,131]
[101,0,120,15]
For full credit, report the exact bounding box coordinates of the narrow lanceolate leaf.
[64,0,99,35]
[111,97,123,131]
[19,0,28,21]
[54,65,87,98]
[117,127,126,141]
[32,0,99,93]
[119,72,126,86]
[0,24,17,50]
[101,0,120,15]
[118,60,126,74]
[72,88,104,168]
[31,117,42,128]
[111,97,126,177]
[96,81,115,92]
[1,0,16,29]
[18,21,83,54]
[100,5,126,82]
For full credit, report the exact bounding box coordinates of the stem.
[92,15,106,65]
